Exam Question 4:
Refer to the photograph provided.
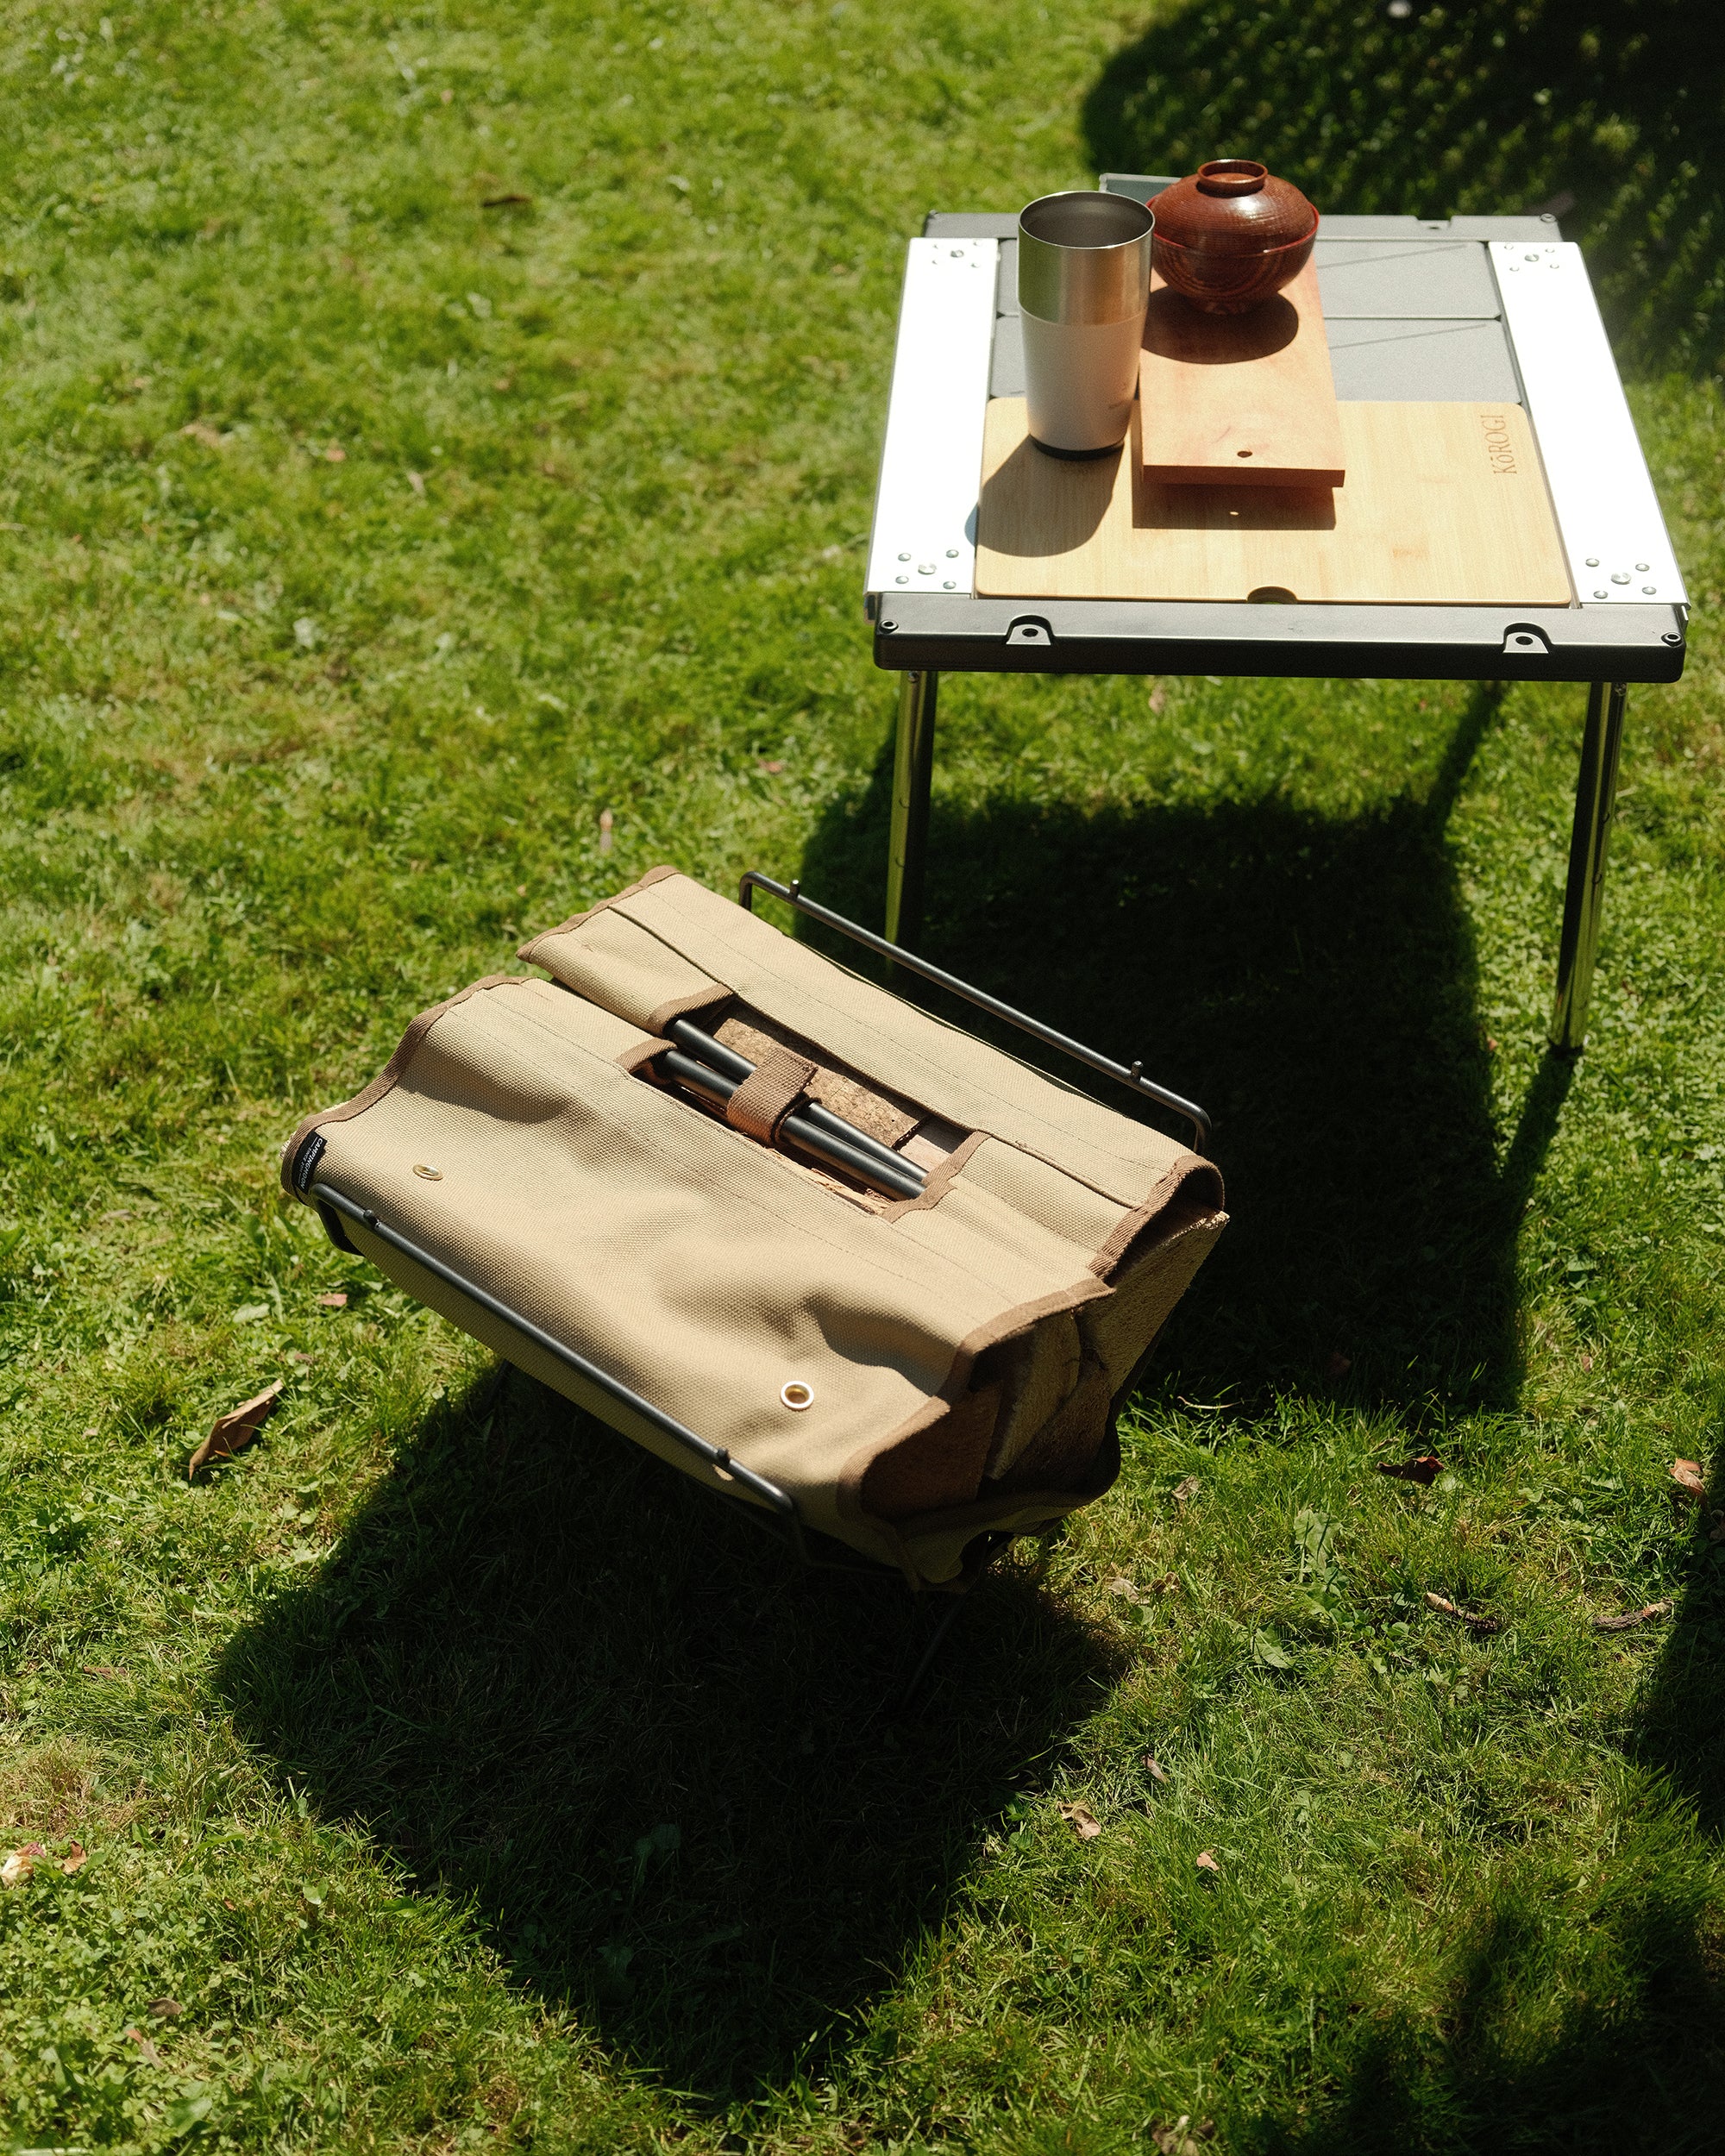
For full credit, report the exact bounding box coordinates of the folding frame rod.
[885,667,937,950]
[1549,680,1628,1054]
[309,1181,805,1542]
[738,871,1210,1152]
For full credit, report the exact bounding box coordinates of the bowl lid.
[1152,160,1318,255]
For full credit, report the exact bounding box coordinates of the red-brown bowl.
[1151,220,1318,315]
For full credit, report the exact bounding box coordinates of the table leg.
[885,668,938,949]
[1548,680,1628,1055]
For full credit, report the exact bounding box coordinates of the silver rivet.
[780,1380,813,1411]
[1525,252,1540,261]
[1643,585,1656,593]
[1611,573,1630,585]
[918,562,934,574]
[1594,588,1609,598]
[897,551,910,561]
[1584,556,1599,567]
[945,548,959,558]
[950,248,963,258]
[1635,562,1649,571]
[895,573,908,584]
[943,580,956,588]
[413,1163,443,1181]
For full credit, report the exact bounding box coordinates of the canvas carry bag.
[282,868,1226,1589]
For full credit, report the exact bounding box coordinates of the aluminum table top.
[865,184,1687,685]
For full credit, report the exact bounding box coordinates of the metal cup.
[1018,191,1154,457]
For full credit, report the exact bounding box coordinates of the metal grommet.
[413,1163,443,1181]
[780,1380,814,1412]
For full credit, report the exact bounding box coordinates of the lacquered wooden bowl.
[1151,160,1320,315]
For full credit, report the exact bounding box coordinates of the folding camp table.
[864,179,1689,1051]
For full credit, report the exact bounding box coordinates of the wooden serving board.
[1138,260,1346,488]
[975,397,1572,605]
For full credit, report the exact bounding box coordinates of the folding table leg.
[1548,680,1628,1055]
[885,667,938,950]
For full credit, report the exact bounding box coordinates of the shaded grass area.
[1085,0,1725,377]
[2,0,1725,2151]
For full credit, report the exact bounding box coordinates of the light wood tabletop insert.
[975,396,1572,606]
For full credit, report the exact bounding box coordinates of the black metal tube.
[737,870,1211,1154]
[658,1051,925,1201]
[309,1181,799,1527]
[668,1017,925,1186]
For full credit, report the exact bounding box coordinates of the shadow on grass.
[1082,0,1725,377]
[789,692,1725,2142]
[221,1363,1122,2101]
[1272,1876,1725,2155]
[799,681,1559,1421]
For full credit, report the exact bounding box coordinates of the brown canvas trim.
[900,1423,1125,1576]
[515,862,681,963]
[878,1128,987,1219]
[1089,1155,1227,1279]
[833,1272,1113,1533]
[613,1033,671,1077]
[643,983,734,1037]
[279,974,533,1200]
[725,1045,816,1144]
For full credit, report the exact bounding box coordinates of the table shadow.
[218,1371,1123,2103]
[799,681,1544,1419]
[1082,0,1725,377]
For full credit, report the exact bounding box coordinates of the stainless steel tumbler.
[1018,191,1155,457]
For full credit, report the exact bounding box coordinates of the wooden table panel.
[975,396,1572,605]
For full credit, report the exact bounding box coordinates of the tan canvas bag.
[282,869,1226,1589]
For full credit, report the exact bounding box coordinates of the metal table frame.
[863,182,1688,1052]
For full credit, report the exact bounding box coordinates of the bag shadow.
[217,1366,1125,2102]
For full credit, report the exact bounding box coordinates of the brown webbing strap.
[725,1045,816,1144]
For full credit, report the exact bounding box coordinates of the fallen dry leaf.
[187,1381,283,1479]
[481,191,532,207]
[1325,1350,1352,1379]
[1171,1475,1200,1507]
[599,808,614,856]
[1058,1802,1101,1842]
[60,1840,87,1877]
[406,469,425,496]
[1593,1600,1672,1632]
[146,1997,183,2021]
[316,1292,348,1309]
[1149,684,1166,714]
[1,1844,44,1888]
[1106,1575,1140,1601]
[1425,1591,1502,1634]
[1378,1454,1445,1487]
[1195,1850,1220,1875]
[1671,1459,1707,1501]
[287,1350,313,1366]
[124,2026,165,2065]
[1151,2121,1214,2156]
[323,443,346,462]
[758,758,786,774]
[81,1664,120,1678]
[1145,1755,1169,1784]
[1580,1352,1593,1371]
[179,420,225,448]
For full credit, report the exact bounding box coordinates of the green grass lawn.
[3,2,1723,2150]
